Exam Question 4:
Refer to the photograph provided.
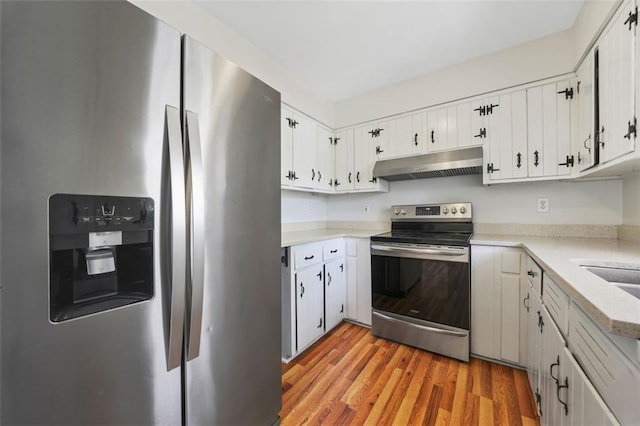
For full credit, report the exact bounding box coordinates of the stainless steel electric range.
[370,203,473,362]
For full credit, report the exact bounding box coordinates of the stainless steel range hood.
[372,146,483,181]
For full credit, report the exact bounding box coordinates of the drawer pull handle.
[300,283,305,298]
[317,272,322,280]
[550,355,560,383]
[304,255,314,260]
[327,272,332,286]
[556,376,569,416]
[317,317,323,329]
[330,249,338,253]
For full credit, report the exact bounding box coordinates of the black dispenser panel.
[49,194,154,322]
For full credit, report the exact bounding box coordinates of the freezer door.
[1,2,183,424]
[182,36,282,425]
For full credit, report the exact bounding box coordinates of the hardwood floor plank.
[280,321,540,426]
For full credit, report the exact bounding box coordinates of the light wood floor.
[281,321,539,425]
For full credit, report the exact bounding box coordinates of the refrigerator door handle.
[185,110,205,361]
[165,105,187,371]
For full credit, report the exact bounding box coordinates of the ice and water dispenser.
[49,194,154,322]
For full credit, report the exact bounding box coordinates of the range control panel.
[391,203,472,221]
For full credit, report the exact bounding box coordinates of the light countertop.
[472,234,640,339]
[281,228,387,248]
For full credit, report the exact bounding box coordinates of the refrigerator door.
[182,36,282,425]
[1,2,183,424]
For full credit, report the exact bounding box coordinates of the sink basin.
[580,262,640,299]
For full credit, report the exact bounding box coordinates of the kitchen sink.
[579,262,640,299]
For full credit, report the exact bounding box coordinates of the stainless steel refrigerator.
[1,1,282,424]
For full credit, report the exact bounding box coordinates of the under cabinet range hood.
[372,146,483,181]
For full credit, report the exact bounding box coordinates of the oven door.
[370,242,470,330]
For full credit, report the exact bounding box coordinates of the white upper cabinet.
[597,0,637,164]
[334,128,355,192]
[281,106,294,186]
[281,104,316,189]
[363,119,391,160]
[575,50,596,171]
[484,91,528,181]
[354,124,379,190]
[526,80,575,178]
[314,125,334,191]
[386,112,425,158]
[426,108,449,152]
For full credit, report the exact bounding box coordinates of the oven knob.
[400,208,407,215]
[460,206,466,214]
[451,207,457,214]
[442,207,448,214]
[393,208,400,215]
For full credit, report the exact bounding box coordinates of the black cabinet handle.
[317,317,323,329]
[376,146,384,154]
[368,177,377,183]
[516,152,522,168]
[534,150,540,167]
[330,249,337,254]
[327,272,332,286]
[557,87,574,100]
[538,312,544,333]
[550,355,560,383]
[431,130,435,143]
[558,155,574,167]
[317,171,322,182]
[577,152,582,164]
[527,270,535,277]
[348,172,352,183]
[340,304,344,314]
[356,171,360,182]
[317,272,322,280]
[523,293,530,312]
[329,179,333,187]
[623,118,637,140]
[340,264,344,272]
[556,377,569,416]
[474,128,486,138]
[304,255,314,260]
[311,169,315,180]
[414,133,418,146]
[300,283,305,298]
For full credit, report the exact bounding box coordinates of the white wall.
[622,174,640,226]
[129,0,334,127]
[281,190,328,223]
[572,0,619,64]
[334,29,574,128]
[326,176,623,225]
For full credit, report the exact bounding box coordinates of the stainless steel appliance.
[1,2,281,424]
[370,203,473,362]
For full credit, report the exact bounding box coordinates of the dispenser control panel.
[49,194,154,235]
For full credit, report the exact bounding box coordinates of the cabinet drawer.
[526,256,542,296]
[293,243,323,270]
[323,238,345,261]
[568,301,640,425]
[542,273,569,336]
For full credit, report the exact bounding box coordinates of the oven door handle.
[370,244,468,259]
[373,312,467,337]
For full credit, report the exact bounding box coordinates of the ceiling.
[195,1,585,102]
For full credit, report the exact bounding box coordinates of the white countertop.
[472,234,640,339]
[281,228,387,248]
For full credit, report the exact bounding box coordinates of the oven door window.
[371,254,470,329]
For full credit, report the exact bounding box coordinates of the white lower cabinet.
[324,257,346,332]
[470,245,527,365]
[345,237,373,326]
[295,265,325,351]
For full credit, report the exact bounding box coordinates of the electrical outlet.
[303,204,309,215]
[537,198,549,213]
[363,205,370,215]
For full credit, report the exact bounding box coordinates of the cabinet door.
[296,266,324,351]
[356,239,372,325]
[426,108,448,152]
[292,114,316,188]
[390,114,424,157]
[560,347,620,426]
[446,105,458,150]
[598,0,636,164]
[354,125,378,190]
[456,102,473,148]
[314,125,334,191]
[499,249,523,364]
[281,106,294,186]
[470,245,496,358]
[539,306,566,426]
[486,92,528,181]
[375,119,390,160]
[325,258,346,331]
[527,287,543,417]
[334,128,355,192]
[576,51,596,171]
